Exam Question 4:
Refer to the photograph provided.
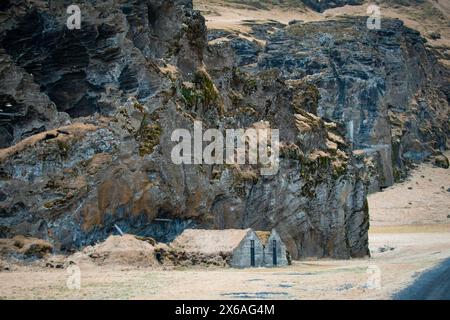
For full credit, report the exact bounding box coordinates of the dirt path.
[394,258,450,300]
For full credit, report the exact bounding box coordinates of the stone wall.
[263,230,288,267]
[230,230,264,268]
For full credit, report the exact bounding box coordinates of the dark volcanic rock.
[254,17,449,190]
[0,0,204,134]
[0,51,69,148]
[208,30,263,67]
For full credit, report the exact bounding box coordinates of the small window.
[250,240,255,248]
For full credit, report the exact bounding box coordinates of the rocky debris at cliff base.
[378,245,396,253]
[0,235,53,261]
[156,248,231,268]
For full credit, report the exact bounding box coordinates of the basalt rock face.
[0,0,203,143]
[225,17,450,191]
[0,51,69,148]
[0,0,372,259]
[0,0,207,248]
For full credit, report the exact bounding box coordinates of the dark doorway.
[250,240,255,267]
[273,240,277,266]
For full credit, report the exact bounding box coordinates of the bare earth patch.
[369,154,450,227]
[194,0,322,33]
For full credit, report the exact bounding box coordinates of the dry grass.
[0,236,53,259]
[371,224,450,234]
[255,231,271,246]
[195,0,450,53]
[194,0,322,33]
[68,235,158,268]
[368,152,450,227]
[171,229,251,255]
[0,123,97,162]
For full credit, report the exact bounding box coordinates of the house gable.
[255,231,271,247]
[171,228,288,268]
[230,230,264,268]
[263,229,288,267]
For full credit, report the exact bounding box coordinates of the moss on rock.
[180,69,224,115]
[137,121,162,157]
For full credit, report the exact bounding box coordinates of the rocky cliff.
[212,15,450,192]
[1,0,446,261]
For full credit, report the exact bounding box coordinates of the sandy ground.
[1,156,449,300]
[369,159,450,227]
[194,0,322,33]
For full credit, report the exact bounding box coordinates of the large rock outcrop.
[214,16,450,191]
[9,0,446,260]
[260,17,449,190]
